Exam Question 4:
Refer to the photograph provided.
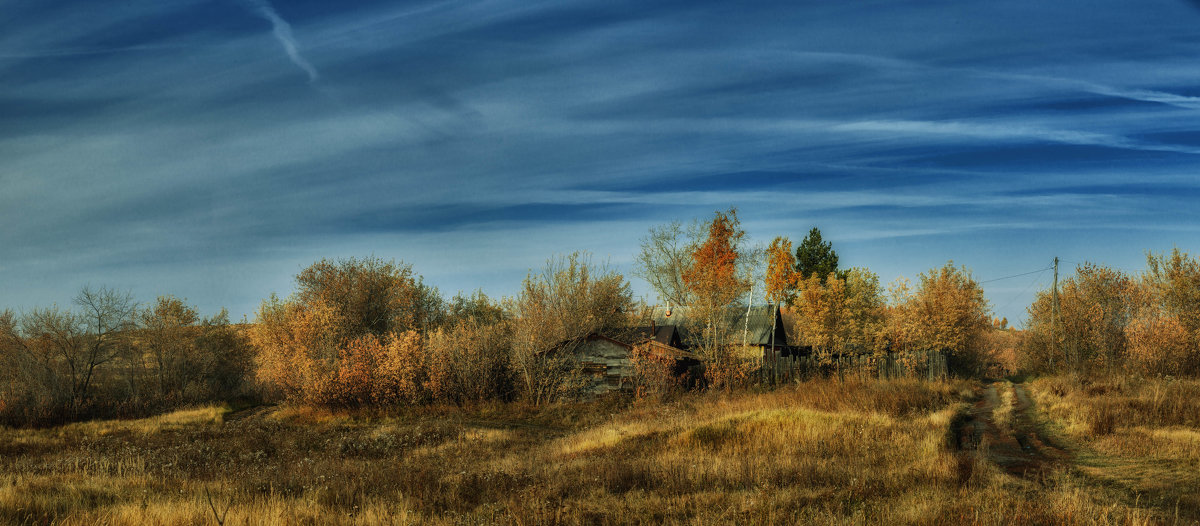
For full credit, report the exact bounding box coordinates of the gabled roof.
[631,324,682,348]
[648,305,788,346]
[542,325,697,360]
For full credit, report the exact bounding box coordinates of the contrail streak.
[242,0,318,82]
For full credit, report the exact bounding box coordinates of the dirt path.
[954,382,1070,480]
[223,404,275,423]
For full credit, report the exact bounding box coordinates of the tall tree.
[684,209,748,312]
[904,263,991,374]
[634,220,701,307]
[294,256,443,338]
[1023,263,1133,374]
[795,227,842,281]
[843,267,886,353]
[140,295,200,397]
[0,309,69,412]
[1144,248,1200,341]
[765,236,798,306]
[682,209,751,388]
[794,272,849,368]
[764,237,797,371]
[72,286,137,407]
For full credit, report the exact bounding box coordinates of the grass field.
[1029,376,1200,523]
[0,377,1194,525]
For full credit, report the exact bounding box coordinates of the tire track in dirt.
[953,382,1070,480]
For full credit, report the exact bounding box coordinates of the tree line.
[7,208,1189,426]
[1022,249,1200,377]
[638,210,1002,382]
[0,288,253,426]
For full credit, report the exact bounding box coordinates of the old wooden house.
[562,325,697,394]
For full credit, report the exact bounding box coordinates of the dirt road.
[954,382,1070,480]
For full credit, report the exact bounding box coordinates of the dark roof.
[541,327,697,361]
[649,305,788,346]
[633,324,682,347]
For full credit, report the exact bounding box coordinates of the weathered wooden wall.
[571,338,634,393]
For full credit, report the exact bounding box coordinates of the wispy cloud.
[6,0,1200,325]
[241,0,319,82]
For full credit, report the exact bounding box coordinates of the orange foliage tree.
[765,236,798,307]
[1125,315,1193,377]
[250,257,445,406]
[1124,249,1200,377]
[843,268,886,354]
[891,262,991,375]
[425,318,513,404]
[762,237,798,379]
[1022,252,1200,377]
[682,209,751,388]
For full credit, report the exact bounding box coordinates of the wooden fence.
[758,348,948,385]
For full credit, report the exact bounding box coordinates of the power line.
[979,266,1054,284]
[994,267,1050,316]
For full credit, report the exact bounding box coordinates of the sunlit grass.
[0,378,1183,524]
[1030,375,1200,521]
[992,381,1015,434]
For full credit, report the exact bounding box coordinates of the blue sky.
[3,0,1199,326]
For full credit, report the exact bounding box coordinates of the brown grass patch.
[0,377,1176,524]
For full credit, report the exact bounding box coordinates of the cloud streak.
[6,0,1200,326]
[242,0,319,82]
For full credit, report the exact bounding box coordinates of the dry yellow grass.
[1029,376,1200,522]
[991,381,1016,434]
[0,378,1180,525]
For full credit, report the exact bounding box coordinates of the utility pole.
[1051,257,1060,368]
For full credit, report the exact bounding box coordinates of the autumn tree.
[294,257,443,337]
[0,287,136,423]
[982,320,1023,377]
[447,290,507,326]
[793,272,849,368]
[880,277,916,354]
[510,252,633,404]
[764,236,798,360]
[843,267,886,353]
[786,265,886,378]
[68,286,137,407]
[1125,314,1194,376]
[682,209,749,346]
[426,318,514,404]
[251,294,345,403]
[765,237,798,306]
[1124,249,1200,376]
[1023,263,1133,374]
[250,256,448,405]
[1145,248,1200,335]
[189,309,254,400]
[139,295,200,398]
[681,209,752,387]
[894,263,991,375]
[795,227,843,281]
[0,309,71,422]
